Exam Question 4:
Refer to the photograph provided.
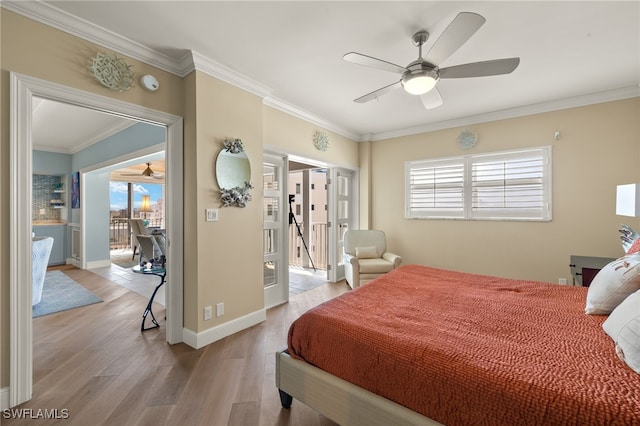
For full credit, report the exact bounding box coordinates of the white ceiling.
[32,97,137,153]
[14,1,640,147]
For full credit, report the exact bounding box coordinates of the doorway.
[262,151,358,309]
[9,72,184,407]
[287,165,329,296]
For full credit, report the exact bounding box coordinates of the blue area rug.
[33,270,103,318]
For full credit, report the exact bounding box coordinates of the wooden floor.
[7,265,350,425]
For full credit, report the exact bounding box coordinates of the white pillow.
[602,290,640,374]
[585,254,640,315]
[355,246,378,259]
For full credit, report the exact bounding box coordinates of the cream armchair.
[343,230,402,289]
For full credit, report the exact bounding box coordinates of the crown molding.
[5,2,637,145]
[181,51,359,139]
[371,86,640,141]
[3,1,357,141]
[263,96,360,141]
[33,120,137,155]
[2,1,185,76]
[181,51,273,98]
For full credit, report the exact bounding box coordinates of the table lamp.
[140,194,152,224]
[616,183,640,252]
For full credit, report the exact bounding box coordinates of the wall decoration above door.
[91,52,135,92]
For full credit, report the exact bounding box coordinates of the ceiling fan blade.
[343,52,407,75]
[420,87,443,109]
[424,12,486,65]
[354,81,402,103]
[440,57,520,78]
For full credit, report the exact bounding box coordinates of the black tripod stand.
[288,194,316,271]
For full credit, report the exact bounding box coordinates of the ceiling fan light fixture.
[402,74,437,95]
[401,65,439,95]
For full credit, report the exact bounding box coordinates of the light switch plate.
[205,208,219,222]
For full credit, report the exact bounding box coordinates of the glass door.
[263,154,288,308]
[328,168,357,282]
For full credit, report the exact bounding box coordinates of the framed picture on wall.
[71,171,80,208]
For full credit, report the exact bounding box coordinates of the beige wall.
[263,106,358,169]
[186,71,265,331]
[369,98,640,284]
[3,4,638,398]
[0,10,184,388]
[0,10,361,391]
[358,141,372,229]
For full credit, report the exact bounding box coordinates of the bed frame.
[275,348,441,426]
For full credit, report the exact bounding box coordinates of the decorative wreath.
[457,130,478,150]
[313,131,329,152]
[91,52,135,92]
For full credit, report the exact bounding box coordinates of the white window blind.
[406,147,552,221]
[406,158,465,218]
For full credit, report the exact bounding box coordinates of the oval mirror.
[216,150,251,190]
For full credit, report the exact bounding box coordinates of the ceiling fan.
[121,162,164,180]
[343,12,520,109]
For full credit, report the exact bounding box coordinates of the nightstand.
[569,255,616,287]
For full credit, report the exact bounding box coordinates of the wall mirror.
[216,139,252,207]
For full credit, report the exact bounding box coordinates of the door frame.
[9,72,184,406]
[327,167,359,283]
[263,152,289,308]
[265,151,358,288]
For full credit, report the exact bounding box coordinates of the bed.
[276,264,640,425]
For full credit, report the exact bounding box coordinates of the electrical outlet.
[558,278,568,285]
[204,305,212,321]
[216,302,224,317]
[205,208,219,222]
[39,208,46,215]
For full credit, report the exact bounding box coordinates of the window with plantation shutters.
[406,146,552,221]
[406,158,465,218]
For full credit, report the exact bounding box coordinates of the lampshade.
[616,183,640,217]
[402,74,437,95]
[140,195,152,213]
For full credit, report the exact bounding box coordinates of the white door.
[263,154,288,308]
[327,168,357,282]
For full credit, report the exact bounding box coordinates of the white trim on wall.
[4,1,638,143]
[371,86,640,141]
[182,309,267,350]
[1,387,9,410]
[9,72,184,407]
[1,1,182,76]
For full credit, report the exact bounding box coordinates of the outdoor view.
[110,182,163,220]
[109,181,164,250]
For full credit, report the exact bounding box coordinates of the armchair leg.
[131,245,138,260]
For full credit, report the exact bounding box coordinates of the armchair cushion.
[356,246,379,259]
[358,258,396,274]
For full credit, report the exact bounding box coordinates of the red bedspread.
[288,264,640,425]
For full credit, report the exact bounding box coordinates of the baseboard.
[182,308,266,349]
[85,259,112,269]
[66,257,81,268]
[1,386,9,409]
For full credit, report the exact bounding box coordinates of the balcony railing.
[289,222,327,270]
[109,217,164,251]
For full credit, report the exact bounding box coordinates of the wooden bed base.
[275,348,441,426]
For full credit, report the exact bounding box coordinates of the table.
[132,263,166,331]
[569,255,616,286]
